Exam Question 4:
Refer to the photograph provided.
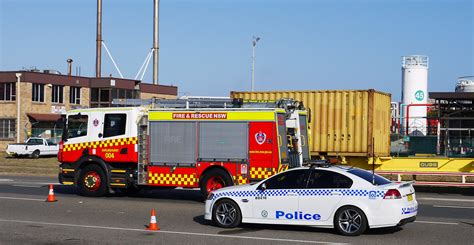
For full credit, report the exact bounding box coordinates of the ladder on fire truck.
[137,114,148,185]
[112,97,304,111]
[113,97,305,185]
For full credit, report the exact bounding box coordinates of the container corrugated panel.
[230,90,391,157]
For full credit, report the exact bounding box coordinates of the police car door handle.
[332,191,342,196]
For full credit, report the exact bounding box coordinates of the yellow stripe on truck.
[111,170,127,173]
[148,111,277,121]
[62,137,138,152]
[110,183,126,186]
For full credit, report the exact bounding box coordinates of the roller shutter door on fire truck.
[150,122,197,165]
[198,122,248,161]
[149,121,249,165]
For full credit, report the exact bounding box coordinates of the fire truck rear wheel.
[200,168,233,197]
[78,164,107,197]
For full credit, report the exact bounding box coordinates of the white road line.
[0,179,13,182]
[433,205,474,209]
[418,197,474,203]
[0,219,345,244]
[10,182,59,186]
[12,185,42,188]
[0,196,45,202]
[415,220,458,225]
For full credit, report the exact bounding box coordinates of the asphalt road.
[0,175,472,245]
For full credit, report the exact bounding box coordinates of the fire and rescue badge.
[255,131,266,145]
[93,119,99,127]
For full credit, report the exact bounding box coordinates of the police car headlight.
[207,193,215,200]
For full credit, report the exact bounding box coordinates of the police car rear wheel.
[334,206,367,236]
[213,199,241,228]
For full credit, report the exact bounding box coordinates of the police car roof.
[295,164,353,173]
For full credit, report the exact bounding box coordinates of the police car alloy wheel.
[334,206,367,236]
[212,199,242,228]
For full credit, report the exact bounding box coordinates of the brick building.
[0,71,177,149]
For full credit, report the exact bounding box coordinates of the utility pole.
[251,36,260,91]
[152,0,159,85]
[95,0,103,78]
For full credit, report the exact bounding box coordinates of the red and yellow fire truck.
[58,98,310,197]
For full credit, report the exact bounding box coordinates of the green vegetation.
[0,153,59,176]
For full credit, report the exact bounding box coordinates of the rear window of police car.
[347,168,391,185]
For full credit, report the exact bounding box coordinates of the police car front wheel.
[212,199,242,228]
[334,206,368,236]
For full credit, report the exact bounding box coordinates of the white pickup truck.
[6,137,59,158]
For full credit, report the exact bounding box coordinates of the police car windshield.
[347,168,391,185]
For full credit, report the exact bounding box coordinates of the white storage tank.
[455,76,474,92]
[402,55,428,136]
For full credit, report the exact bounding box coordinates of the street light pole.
[15,73,22,143]
[251,36,260,91]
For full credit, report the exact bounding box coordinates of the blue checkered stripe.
[297,189,333,196]
[401,206,418,215]
[213,189,386,200]
[341,189,385,198]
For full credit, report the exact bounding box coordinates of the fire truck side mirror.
[98,133,103,138]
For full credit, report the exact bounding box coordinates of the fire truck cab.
[58,98,310,197]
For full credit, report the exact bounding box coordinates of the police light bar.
[306,160,332,169]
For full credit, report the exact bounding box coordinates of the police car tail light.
[384,189,402,199]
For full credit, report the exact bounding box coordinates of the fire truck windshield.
[64,115,88,140]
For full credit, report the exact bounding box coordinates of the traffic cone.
[46,184,57,202]
[146,208,160,230]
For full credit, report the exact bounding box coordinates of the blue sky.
[1,0,473,100]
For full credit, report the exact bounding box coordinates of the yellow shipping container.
[230,90,391,158]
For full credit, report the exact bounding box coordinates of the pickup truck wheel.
[78,165,107,197]
[30,150,40,159]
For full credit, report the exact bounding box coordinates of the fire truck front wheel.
[78,164,107,197]
[200,168,233,197]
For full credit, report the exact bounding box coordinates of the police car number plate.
[407,194,413,201]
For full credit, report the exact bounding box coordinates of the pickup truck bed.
[6,138,59,158]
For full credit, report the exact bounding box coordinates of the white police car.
[204,165,417,236]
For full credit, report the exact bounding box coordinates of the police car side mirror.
[259,183,267,191]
